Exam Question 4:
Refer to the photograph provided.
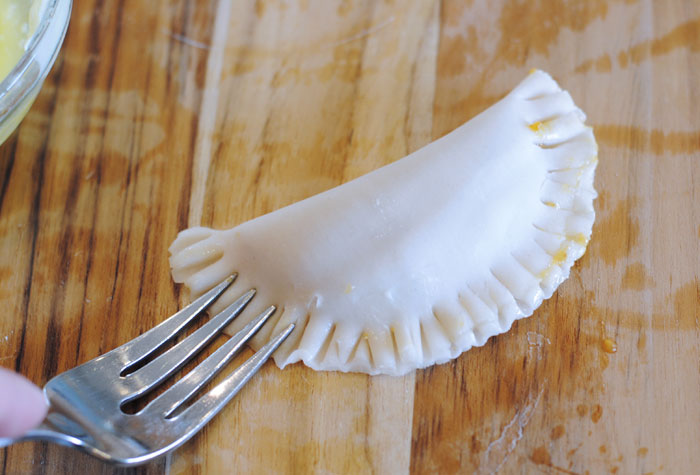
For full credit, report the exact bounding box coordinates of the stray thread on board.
[330,16,395,47]
[166,30,211,50]
[481,384,546,473]
[526,331,551,360]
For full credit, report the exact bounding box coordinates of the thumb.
[0,367,48,438]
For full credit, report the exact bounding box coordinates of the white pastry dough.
[170,70,597,376]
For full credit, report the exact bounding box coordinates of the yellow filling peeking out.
[552,248,568,265]
[529,120,555,138]
[570,233,589,246]
[528,121,543,132]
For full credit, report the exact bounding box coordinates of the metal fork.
[0,275,293,466]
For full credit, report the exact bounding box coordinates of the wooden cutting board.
[1,1,698,473]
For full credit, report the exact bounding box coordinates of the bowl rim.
[0,0,72,120]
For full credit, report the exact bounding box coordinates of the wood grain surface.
[1,0,699,473]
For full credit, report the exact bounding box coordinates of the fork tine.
[116,275,236,365]
[143,306,276,418]
[123,289,256,399]
[172,323,295,433]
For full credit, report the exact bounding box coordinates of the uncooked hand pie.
[169,70,597,376]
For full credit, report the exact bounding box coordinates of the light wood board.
[1,1,698,473]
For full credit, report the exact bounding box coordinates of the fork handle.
[0,420,114,464]
[0,423,73,448]
[0,407,99,452]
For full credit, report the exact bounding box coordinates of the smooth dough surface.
[170,70,598,376]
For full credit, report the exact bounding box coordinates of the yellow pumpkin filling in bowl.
[0,0,36,80]
[0,0,71,145]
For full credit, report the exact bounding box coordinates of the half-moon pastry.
[170,70,597,376]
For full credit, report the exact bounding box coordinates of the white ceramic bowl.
[0,0,72,145]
